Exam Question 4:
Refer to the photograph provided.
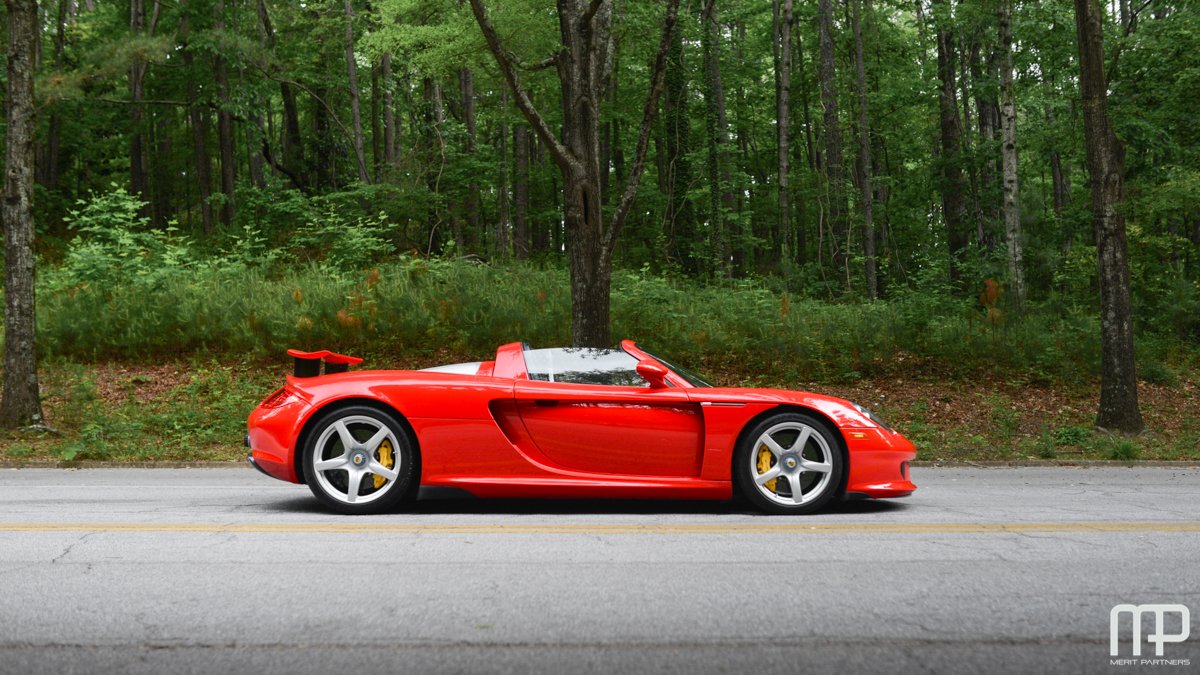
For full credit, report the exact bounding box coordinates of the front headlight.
[851,402,893,432]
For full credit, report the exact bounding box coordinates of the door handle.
[534,399,559,407]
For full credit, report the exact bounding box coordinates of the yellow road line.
[0,522,1197,535]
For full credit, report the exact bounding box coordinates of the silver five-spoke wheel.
[303,406,416,514]
[736,412,844,514]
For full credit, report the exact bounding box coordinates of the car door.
[513,379,704,477]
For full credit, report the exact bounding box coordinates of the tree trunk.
[818,0,847,287]
[999,0,1024,306]
[959,36,986,247]
[1074,0,1142,433]
[129,0,150,214]
[470,0,679,346]
[796,31,816,266]
[247,112,267,189]
[343,0,370,183]
[935,3,968,288]
[496,88,511,259]
[421,77,444,245]
[256,0,304,188]
[312,86,334,189]
[1047,105,1071,219]
[371,61,382,180]
[971,39,1001,240]
[530,133,550,254]
[775,0,793,269]
[1050,148,1071,218]
[382,52,396,164]
[1,0,46,429]
[852,0,877,299]
[702,0,734,275]
[38,0,67,190]
[514,124,530,259]
[611,59,625,186]
[664,11,695,273]
[180,2,214,233]
[461,67,481,249]
[152,112,175,225]
[214,0,236,227]
[732,20,749,275]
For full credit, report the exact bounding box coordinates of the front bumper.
[844,427,918,498]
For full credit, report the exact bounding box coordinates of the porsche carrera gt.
[246,341,916,515]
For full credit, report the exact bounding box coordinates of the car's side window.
[522,348,647,387]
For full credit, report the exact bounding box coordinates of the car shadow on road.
[257,494,909,517]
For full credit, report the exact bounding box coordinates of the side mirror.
[636,359,670,389]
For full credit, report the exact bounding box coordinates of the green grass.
[6,358,280,462]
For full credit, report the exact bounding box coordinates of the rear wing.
[286,349,363,378]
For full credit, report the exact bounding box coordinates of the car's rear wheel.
[302,405,416,515]
[735,412,844,515]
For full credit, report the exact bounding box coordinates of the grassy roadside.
[1,354,1196,464]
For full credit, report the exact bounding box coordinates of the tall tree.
[180,0,215,233]
[998,0,1024,306]
[852,0,878,299]
[461,67,481,247]
[935,0,968,287]
[344,0,370,183]
[469,0,680,346]
[496,89,511,259]
[38,0,68,191]
[214,0,237,226]
[382,52,397,164]
[128,0,159,216]
[701,0,733,274]
[664,12,695,272]
[1,0,46,429]
[1073,0,1142,432]
[513,124,531,259]
[774,0,793,267]
[256,0,305,188]
[818,0,848,287]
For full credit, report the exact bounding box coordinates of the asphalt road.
[0,466,1197,675]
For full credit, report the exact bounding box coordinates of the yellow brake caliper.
[756,446,777,492]
[373,439,394,489]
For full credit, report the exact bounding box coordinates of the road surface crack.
[50,533,93,565]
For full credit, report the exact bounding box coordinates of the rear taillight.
[260,387,293,408]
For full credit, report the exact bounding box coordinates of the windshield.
[634,344,714,388]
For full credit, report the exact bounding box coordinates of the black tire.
[301,405,417,515]
[735,411,844,515]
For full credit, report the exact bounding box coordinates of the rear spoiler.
[287,349,363,378]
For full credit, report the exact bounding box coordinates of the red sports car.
[246,340,916,515]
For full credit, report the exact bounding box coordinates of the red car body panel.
[247,340,917,501]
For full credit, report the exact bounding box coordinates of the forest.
[0,0,1197,463]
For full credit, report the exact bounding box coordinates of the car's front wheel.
[735,412,844,515]
[302,405,416,515]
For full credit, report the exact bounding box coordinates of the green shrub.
[1138,360,1178,386]
[46,185,194,293]
[1053,425,1092,446]
[1037,428,1058,459]
[1107,439,1141,461]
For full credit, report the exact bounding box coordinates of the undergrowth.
[36,258,1180,384]
[29,187,1197,384]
